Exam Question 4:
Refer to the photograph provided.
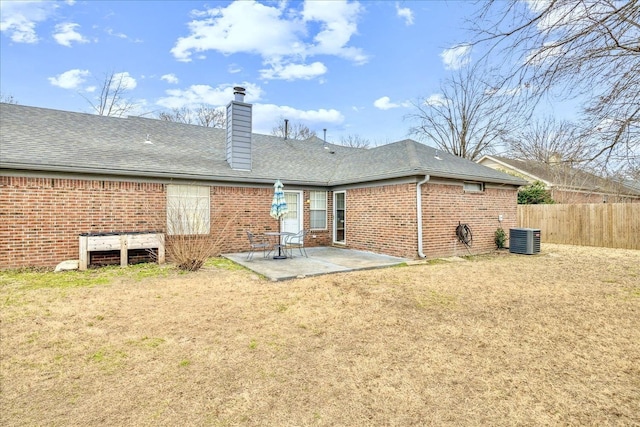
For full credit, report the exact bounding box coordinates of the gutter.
[416,175,430,259]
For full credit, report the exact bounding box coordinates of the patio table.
[263,231,294,259]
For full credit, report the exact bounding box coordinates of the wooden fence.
[517,203,639,250]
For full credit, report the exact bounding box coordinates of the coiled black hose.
[456,222,473,247]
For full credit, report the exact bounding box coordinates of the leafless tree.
[271,118,317,140]
[82,71,137,117]
[409,63,518,160]
[339,134,370,149]
[505,115,636,202]
[0,93,18,104]
[471,0,640,165]
[506,116,587,163]
[158,105,226,128]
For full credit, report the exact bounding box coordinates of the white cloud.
[260,61,327,81]
[253,103,344,134]
[161,73,179,84]
[301,0,367,63]
[0,1,57,43]
[485,85,524,97]
[171,1,304,62]
[156,82,264,109]
[395,3,414,26]
[48,69,90,89]
[112,71,137,90]
[373,96,410,110]
[526,0,602,36]
[53,22,89,47]
[48,70,136,93]
[155,80,343,134]
[228,63,242,74]
[424,93,447,106]
[440,45,471,70]
[171,0,367,80]
[106,27,128,39]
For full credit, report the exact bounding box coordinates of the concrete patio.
[222,246,409,281]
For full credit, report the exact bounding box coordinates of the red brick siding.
[339,182,517,259]
[302,190,333,247]
[344,184,418,258]
[214,188,333,253]
[421,183,518,258]
[1,176,519,268]
[0,176,165,268]
[212,186,291,254]
[0,177,336,268]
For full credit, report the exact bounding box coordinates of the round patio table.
[263,232,294,259]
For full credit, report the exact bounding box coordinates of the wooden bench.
[79,232,165,270]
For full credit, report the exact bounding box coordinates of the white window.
[166,185,210,235]
[309,191,327,230]
[463,182,484,192]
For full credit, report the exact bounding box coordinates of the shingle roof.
[481,155,640,196]
[1,103,525,187]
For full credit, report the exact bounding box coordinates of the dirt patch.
[1,244,639,426]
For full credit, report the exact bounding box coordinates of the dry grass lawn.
[1,244,639,426]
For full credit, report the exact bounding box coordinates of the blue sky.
[1,0,479,145]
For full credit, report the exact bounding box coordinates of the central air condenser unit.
[509,228,541,255]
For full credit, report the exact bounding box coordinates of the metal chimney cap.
[233,86,246,102]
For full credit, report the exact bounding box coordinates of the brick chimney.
[226,86,252,170]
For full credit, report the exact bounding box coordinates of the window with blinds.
[309,190,327,230]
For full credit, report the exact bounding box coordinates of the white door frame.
[333,191,346,244]
[282,191,303,239]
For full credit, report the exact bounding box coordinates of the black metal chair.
[284,229,309,258]
[246,231,270,260]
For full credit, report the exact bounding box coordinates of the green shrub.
[495,227,507,249]
[518,181,555,204]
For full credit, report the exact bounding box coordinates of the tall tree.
[82,71,137,117]
[409,62,517,160]
[271,119,316,140]
[471,0,640,165]
[506,116,585,163]
[158,105,226,128]
[339,134,370,149]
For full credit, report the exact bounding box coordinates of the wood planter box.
[79,232,165,270]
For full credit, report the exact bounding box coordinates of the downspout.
[416,175,430,258]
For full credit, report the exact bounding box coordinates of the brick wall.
[341,182,518,259]
[344,183,418,258]
[0,176,165,268]
[0,178,334,268]
[211,187,332,254]
[421,183,518,258]
[0,175,519,268]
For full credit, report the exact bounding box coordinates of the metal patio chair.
[246,231,270,260]
[284,229,309,258]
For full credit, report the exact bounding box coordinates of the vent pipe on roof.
[226,87,252,170]
[284,119,289,140]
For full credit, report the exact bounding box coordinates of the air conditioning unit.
[509,228,541,255]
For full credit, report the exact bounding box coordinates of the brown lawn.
[1,244,639,426]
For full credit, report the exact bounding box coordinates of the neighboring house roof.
[622,179,640,194]
[478,155,640,196]
[1,103,526,187]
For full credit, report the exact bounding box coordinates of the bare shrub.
[165,215,237,271]
[164,185,237,271]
